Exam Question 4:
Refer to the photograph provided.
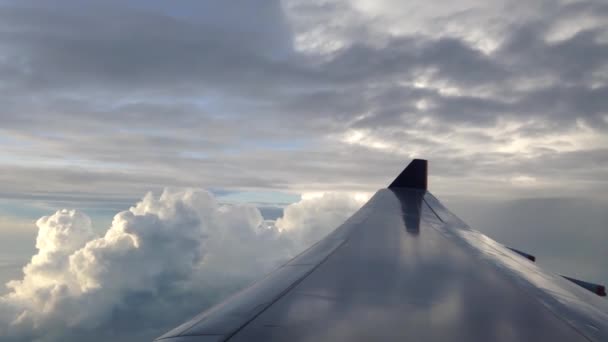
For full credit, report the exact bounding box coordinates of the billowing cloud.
[0,189,364,341]
[276,192,370,249]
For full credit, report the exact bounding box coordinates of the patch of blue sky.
[0,133,26,145]
[0,132,35,157]
[0,132,132,170]
[6,156,134,171]
[179,151,209,160]
[0,197,129,234]
[0,200,48,220]
[208,188,238,197]
[220,138,311,156]
[216,190,300,206]
[249,139,308,151]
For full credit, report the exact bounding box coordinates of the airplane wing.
[155,159,608,342]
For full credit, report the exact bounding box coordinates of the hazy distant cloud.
[447,196,608,290]
[0,189,363,341]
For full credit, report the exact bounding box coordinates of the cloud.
[0,188,363,341]
[0,0,293,93]
[276,192,370,249]
[0,0,607,204]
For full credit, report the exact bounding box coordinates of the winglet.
[388,159,428,190]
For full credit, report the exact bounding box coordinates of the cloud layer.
[0,0,606,203]
[0,189,364,341]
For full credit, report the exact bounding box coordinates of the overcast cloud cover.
[0,0,607,340]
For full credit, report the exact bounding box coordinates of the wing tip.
[388,159,428,190]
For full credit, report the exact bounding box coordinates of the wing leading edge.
[155,160,608,342]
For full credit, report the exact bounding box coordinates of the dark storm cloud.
[0,0,295,92]
[317,35,503,85]
[499,3,608,81]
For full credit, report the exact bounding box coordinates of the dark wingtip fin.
[388,159,428,190]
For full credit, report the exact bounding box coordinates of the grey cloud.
[517,85,608,129]
[322,31,607,129]
[320,35,506,86]
[0,1,297,95]
[1,0,606,147]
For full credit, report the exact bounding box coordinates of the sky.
[0,0,607,341]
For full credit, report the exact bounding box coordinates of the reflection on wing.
[155,159,608,342]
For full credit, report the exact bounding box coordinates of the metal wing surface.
[155,159,608,342]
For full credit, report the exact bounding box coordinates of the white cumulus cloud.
[276,192,369,249]
[0,189,364,341]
